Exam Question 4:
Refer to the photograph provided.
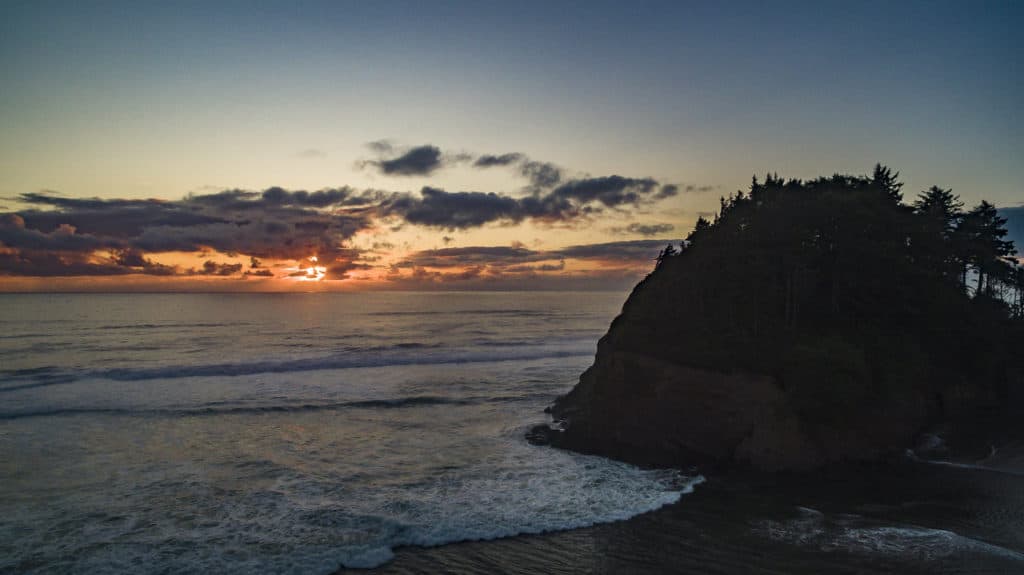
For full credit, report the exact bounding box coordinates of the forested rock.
[536,167,1024,471]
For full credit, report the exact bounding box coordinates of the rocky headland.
[531,168,1024,471]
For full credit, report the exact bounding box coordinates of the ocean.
[0,292,698,573]
[2,292,1022,574]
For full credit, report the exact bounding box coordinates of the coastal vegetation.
[539,166,1024,470]
[652,166,1022,420]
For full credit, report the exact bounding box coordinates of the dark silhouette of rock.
[535,167,1024,471]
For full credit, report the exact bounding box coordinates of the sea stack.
[533,170,1024,471]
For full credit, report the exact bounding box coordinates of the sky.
[0,0,1020,291]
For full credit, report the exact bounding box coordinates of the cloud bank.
[1,143,690,284]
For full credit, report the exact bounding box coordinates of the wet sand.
[349,460,1024,574]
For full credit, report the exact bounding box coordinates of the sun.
[294,255,327,281]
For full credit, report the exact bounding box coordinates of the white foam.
[325,446,704,568]
[905,449,1024,477]
[753,509,1024,563]
[0,442,703,574]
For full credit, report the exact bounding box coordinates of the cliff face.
[548,350,817,471]
[536,270,928,471]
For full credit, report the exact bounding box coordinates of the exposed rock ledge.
[530,350,924,472]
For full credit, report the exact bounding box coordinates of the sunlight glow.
[296,255,327,281]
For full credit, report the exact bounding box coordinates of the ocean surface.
[0,292,699,573]
[2,292,1022,574]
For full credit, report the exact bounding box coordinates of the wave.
[0,332,54,340]
[0,396,483,421]
[97,346,588,381]
[0,367,77,392]
[338,473,705,569]
[0,391,566,420]
[367,309,553,317]
[0,343,594,392]
[93,321,251,331]
[0,322,250,334]
[0,461,702,575]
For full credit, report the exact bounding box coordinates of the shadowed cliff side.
[531,167,1024,471]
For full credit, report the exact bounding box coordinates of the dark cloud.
[380,175,675,230]
[473,153,524,167]
[0,250,132,277]
[372,145,444,176]
[505,260,566,273]
[0,220,114,252]
[244,269,275,278]
[537,261,567,271]
[400,245,548,268]
[682,184,717,193]
[325,260,368,279]
[471,152,562,188]
[380,266,642,291]
[387,264,487,284]
[608,222,676,236]
[396,240,674,271]
[1,188,377,277]
[656,185,679,199]
[555,239,671,261]
[260,186,383,207]
[383,187,522,229]
[385,240,672,290]
[548,176,663,208]
[520,161,563,189]
[112,249,149,267]
[362,143,482,176]
[15,192,163,211]
[196,260,244,276]
[17,196,228,239]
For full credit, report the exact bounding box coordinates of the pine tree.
[959,201,1015,297]
[872,163,904,203]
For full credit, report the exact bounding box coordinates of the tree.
[686,216,712,245]
[913,186,963,231]
[958,201,1015,297]
[655,243,677,267]
[872,163,904,203]
[1013,263,1024,319]
[912,186,965,283]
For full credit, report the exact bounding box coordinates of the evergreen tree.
[912,186,965,282]
[959,201,1015,297]
[872,163,904,203]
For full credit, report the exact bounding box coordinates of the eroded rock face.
[541,351,819,470]
[539,349,926,472]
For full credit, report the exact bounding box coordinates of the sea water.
[0,292,701,573]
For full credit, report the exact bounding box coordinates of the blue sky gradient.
[0,1,1019,289]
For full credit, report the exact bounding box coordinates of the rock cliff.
[530,170,1023,471]
[533,280,927,472]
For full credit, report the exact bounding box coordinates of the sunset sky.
[1,1,1020,291]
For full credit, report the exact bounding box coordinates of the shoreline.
[345,459,1024,574]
